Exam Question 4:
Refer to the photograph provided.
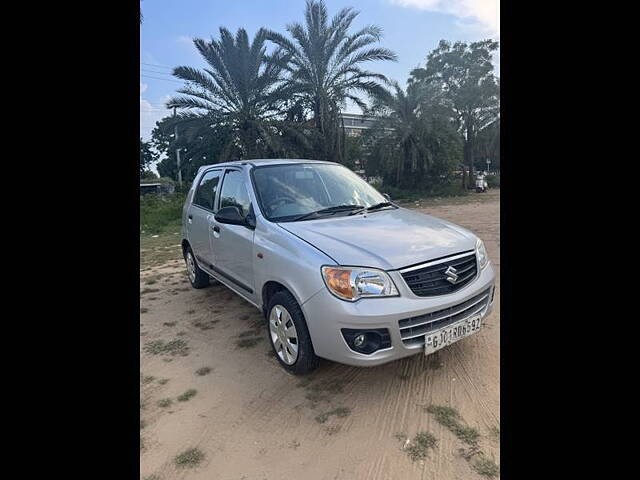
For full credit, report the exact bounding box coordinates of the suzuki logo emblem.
[444,266,459,284]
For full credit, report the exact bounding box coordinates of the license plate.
[424,315,483,355]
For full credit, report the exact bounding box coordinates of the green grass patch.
[140,193,186,235]
[193,319,218,330]
[174,447,204,468]
[177,389,197,402]
[472,455,500,478]
[158,378,170,385]
[157,398,173,408]
[140,288,160,295]
[235,337,262,348]
[304,378,346,404]
[195,367,211,376]
[425,405,479,446]
[314,407,351,424]
[405,432,438,462]
[143,339,189,357]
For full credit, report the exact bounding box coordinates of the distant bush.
[383,180,467,202]
[140,193,186,234]
[487,174,500,188]
[140,176,175,185]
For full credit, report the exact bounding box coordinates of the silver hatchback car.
[182,159,495,374]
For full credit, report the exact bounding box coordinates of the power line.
[140,74,184,84]
[141,62,173,70]
[141,68,175,76]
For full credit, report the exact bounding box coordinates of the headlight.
[321,266,399,302]
[476,239,489,269]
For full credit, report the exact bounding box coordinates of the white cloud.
[177,35,194,45]
[140,83,171,141]
[390,0,499,38]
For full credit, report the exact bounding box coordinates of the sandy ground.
[140,189,500,480]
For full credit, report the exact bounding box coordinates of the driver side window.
[219,169,251,217]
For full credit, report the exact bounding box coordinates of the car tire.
[184,246,210,289]
[266,290,320,375]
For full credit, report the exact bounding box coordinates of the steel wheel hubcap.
[186,252,196,283]
[269,305,298,365]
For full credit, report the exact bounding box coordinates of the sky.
[140,0,500,140]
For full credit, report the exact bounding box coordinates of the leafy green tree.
[139,138,156,175]
[167,27,297,161]
[266,0,396,163]
[474,118,499,172]
[151,116,234,183]
[365,81,460,189]
[410,39,499,188]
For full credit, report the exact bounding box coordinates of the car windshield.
[252,163,388,222]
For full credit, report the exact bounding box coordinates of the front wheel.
[267,290,320,375]
[184,247,210,289]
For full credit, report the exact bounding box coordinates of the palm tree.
[367,82,426,186]
[265,0,397,162]
[166,27,295,161]
[366,81,460,188]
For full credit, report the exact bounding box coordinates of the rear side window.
[193,170,221,210]
[219,170,251,217]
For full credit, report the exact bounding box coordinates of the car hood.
[278,207,477,270]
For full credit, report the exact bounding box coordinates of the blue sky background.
[140,0,499,140]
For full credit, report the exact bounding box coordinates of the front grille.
[401,251,477,297]
[398,288,491,347]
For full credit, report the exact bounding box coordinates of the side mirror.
[214,206,246,226]
[383,193,391,201]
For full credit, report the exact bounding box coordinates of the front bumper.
[302,262,496,367]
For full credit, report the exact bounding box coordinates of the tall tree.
[139,138,155,175]
[410,40,499,188]
[474,118,500,172]
[151,116,233,183]
[166,27,295,161]
[266,0,397,162]
[366,82,427,187]
[365,81,460,188]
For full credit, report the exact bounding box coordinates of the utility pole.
[173,107,182,187]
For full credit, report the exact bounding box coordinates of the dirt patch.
[140,190,500,480]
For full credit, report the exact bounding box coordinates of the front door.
[210,168,256,301]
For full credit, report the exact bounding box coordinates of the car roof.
[196,158,338,174]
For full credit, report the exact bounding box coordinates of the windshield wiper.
[291,204,365,222]
[365,201,395,212]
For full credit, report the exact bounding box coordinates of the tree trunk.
[464,124,476,189]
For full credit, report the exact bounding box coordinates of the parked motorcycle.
[475,172,488,193]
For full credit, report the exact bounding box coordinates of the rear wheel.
[184,246,210,289]
[267,290,319,375]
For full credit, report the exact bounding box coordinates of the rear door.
[187,169,222,267]
[210,168,256,301]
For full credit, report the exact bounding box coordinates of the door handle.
[212,225,220,233]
